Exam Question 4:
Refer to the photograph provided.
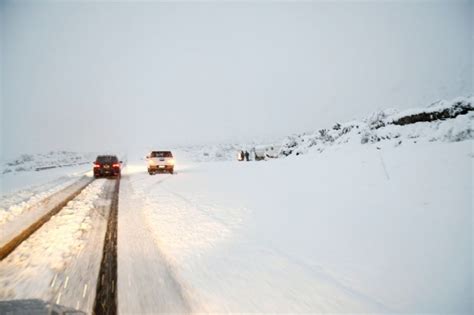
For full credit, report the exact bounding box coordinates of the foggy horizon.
[1,0,472,158]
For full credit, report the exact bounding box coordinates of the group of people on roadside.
[238,150,250,161]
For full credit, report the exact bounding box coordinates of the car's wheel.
[169,168,174,174]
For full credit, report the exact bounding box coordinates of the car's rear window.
[96,155,118,163]
[151,151,173,158]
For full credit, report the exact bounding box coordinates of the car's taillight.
[113,163,120,168]
[94,163,101,168]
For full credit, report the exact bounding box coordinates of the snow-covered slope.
[280,96,472,157]
[176,96,472,162]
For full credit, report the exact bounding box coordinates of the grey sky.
[1,0,472,157]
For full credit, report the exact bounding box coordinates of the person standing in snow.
[245,151,250,161]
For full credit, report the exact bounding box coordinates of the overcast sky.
[1,0,472,157]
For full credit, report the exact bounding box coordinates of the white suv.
[146,151,175,174]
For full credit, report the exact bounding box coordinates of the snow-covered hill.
[177,96,472,162]
[280,96,472,157]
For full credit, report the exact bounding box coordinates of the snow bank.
[0,168,93,227]
[0,176,80,227]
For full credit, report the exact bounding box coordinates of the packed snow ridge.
[280,96,473,157]
[1,151,96,174]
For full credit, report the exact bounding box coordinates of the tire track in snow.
[53,179,117,314]
[135,170,386,313]
[117,175,191,314]
[0,179,114,313]
[93,178,119,315]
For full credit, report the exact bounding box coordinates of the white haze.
[0,0,472,158]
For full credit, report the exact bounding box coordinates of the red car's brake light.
[94,163,101,168]
[112,163,120,168]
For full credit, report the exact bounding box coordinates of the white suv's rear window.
[150,151,173,158]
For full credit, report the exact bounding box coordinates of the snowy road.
[0,140,471,314]
[118,165,388,313]
[0,178,117,314]
[117,175,192,314]
[116,141,471,314]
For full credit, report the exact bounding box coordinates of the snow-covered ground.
[119,138,472,313]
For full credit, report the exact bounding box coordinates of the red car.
[93,155,122,178]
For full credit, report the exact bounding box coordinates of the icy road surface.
[0,179,114,314]
[118,178,192,314]
[119,140,472,314]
